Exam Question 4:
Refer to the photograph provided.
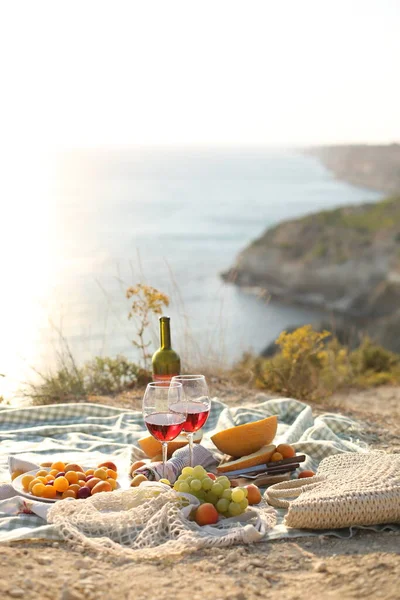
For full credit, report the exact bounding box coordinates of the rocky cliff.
[223,196,400,351]
[308,144,400,194]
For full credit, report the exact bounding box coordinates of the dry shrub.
[234,325,400,402]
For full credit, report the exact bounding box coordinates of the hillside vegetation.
[224,196,400,351]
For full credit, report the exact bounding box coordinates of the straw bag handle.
[266,475,324,508]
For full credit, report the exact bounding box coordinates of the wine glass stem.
[162,442,168,479]
[188,432,194,467]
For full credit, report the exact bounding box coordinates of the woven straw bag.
[266,451,400,529]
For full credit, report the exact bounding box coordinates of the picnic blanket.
[0,395,398,544]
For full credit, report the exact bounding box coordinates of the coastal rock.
[223,196,400,351]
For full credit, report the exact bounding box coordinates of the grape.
[177,474,186,482]
[222,489,232,500]
[242,487,248,498]
[231,488,245,503]
[192,466,206,479]
[228,502,242,517]
[201,477,213,491]
[182,467,194,477]
[211,483,224,497]
[173,482,180,491]
[190,479,202,492]
[239,498,249,511]
[216,476,231,490]
[178,482,190,493]
[185,477,194,486]
[205,491,218,505]
[216,498,230,514]
[193,489,206,500]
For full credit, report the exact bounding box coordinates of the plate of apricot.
[12,460,120,503]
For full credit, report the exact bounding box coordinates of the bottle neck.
[159,317,171,349]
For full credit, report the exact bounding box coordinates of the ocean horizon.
[1,147,382,398]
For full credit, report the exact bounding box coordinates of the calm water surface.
[1,148,381,397]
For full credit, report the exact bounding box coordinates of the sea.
[1,148,382,398]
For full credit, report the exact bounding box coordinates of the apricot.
[194,503,219,526]
[129,461,146,477]
[53,476,69,493]
[50,469,59,477]
[65,471,79,484]
[32,483,46,497]
[94,468,108,480]
[276,444,296,459]
[76,472,87,481]
[85,469,95,476]
[270,452,284,462]
[130,474,148,487]
[86,477,101,490]
[68,484,81,494]
[45,475,55,483]
[245,484,262,505]
[91,480,112,495]
[64,463,84,473]
[42,485,57,499]
[98,461,118,472]
[35,469,49,478]
[107,477,118,490]
[29,478,42,492]
[11,470,24,481]
[106,469,117,480]
[62,490,77,499]
[298,470,316,478]
[21,474,35,490]
[51,461,66,472]
[40,462,53,468]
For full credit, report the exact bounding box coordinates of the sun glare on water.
[0,150,57,400]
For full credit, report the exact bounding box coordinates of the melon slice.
[217,445,276,473]
[211,415,277,457]
[138,430,203,459]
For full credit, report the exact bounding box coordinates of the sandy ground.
[0,383,399,600]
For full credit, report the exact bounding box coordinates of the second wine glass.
[170,375,210,467]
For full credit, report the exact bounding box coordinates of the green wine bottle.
[152,316,181,383]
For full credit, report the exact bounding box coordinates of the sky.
[0,0,399,150]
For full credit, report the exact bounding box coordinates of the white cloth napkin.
[134,443,218,482]
[0,456,52,519]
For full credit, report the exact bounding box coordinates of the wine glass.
[170,375,210,467]
[142,381,185,478]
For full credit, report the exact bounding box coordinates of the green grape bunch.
[173,465,249,517]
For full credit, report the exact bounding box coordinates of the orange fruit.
[270,452,283,462]
[21,475,35,490]
[51,461,66,472]
[42,485,57,499]
[245,484,262,505]
[130,461,146,476]
[97,461,118,472]
[61,490,77,499]
[32,483,46,497]
[53,476,69,493]
[276,444,296,459]
[11,470,24,481]
[138,430,203,459]
[65,471,79,484]
[194,503,219,526]
[211,416,277,457]
[299,470,316,478]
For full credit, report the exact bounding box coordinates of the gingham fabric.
[0,395,398,543]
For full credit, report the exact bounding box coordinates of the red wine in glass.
[145,412,185,442]
[170,401,210,433]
